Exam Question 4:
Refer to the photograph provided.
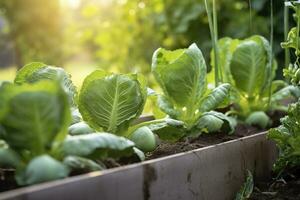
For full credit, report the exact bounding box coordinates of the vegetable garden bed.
[0,131,277,200]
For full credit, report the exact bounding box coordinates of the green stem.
[212,0,222,82]
[204,0,220,86]
[126,119,166,137]
[267,0,274,108]
[297,6,300,57]
[249,0,253,34]
[284,0,290,68]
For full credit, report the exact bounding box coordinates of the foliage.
[78,69,167,152]
[282,2,300,85]
[151,43,234,141]
[14,62,78,106]
[0,72,143,186]
[0,0,63,67]
[235,170,254,200]
[267,1,300,173]
[210,35,298,128]
[268,102,300,172]
[78,70,147,135]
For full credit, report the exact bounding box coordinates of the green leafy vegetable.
[78,69,161,153]
[210,36,297,127]
[79,70,146,135]
[0,81,71,155]
[0,79,141,185]
[268,102,300,171]
[14,62,77,106]
[151,43,233,140]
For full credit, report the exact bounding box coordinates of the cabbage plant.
[210,35,299,128]
[150,43,234,141]
[78,70,181,152]
[0,81,140,185]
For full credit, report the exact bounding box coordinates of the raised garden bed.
[0,131,277,200]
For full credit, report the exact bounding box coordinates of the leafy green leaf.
[14,62,77,106]
[63,133,135,159]
[245,111,270,129]
[210,37,240,84]
[267,102,300,171]
[197,111,236,134]
[79,70,146,135]
[235,170,254,200]
[152,43,207,108]
[68,121,94,136]
[130,126,157,152]
[281,27,300,55]
[230,36,269,98]
[16,155,69,186]
[0,81,70,156]
[199,83,231,112]
[0,141,21,168]
[63,156,105,173]
[149,119,186,142]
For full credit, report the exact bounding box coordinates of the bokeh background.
[0,0,288,87]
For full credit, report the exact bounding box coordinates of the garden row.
[1,1,300,200]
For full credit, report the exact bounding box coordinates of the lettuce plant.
[267,1,300,173]
[210,35,299,128]
[150,43,234,141]
[0,80,140,186]
[268,102,300,172]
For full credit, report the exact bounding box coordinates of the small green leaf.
[197,111,236,134]
[235,170,254,200]
[63,156,105,173]
[68,121,94,136]
[63,133,135,159]
[0,141,21,168]
[245,111,270,129]
[149,119,186,142]
[130,127,157,152]
[199,83,231,112]
[16,155,69,186]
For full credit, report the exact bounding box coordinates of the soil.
[146,110,284,160]
[250,168,300,200]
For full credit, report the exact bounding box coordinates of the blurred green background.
[0,0,287,87]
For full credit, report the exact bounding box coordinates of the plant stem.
[126,119,166,137]
[204,0,220,86]
[267,0,274,108]
[297,5,300,57]
[212,0,222,82]
[249,0,252,34]
[284,0,290,68]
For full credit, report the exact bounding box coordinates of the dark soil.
[146,123,262,160]
[146,110,284,160]
[250,168,300,200]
